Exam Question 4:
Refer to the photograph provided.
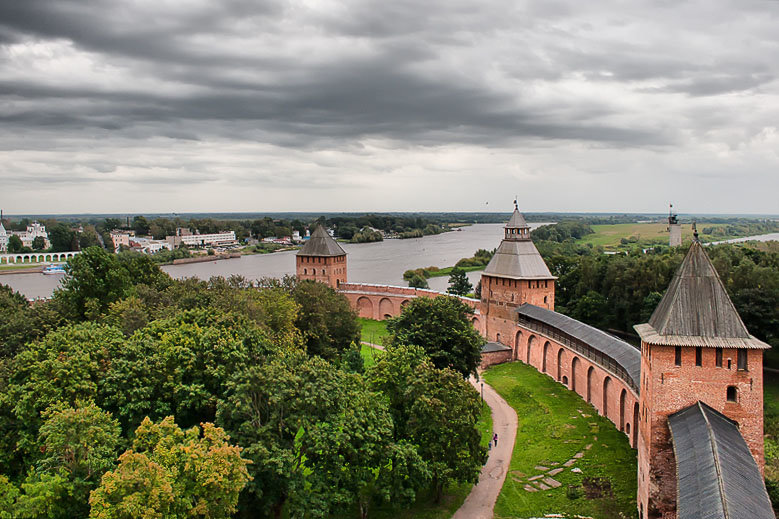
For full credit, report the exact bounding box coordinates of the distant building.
[166,228,237,248]
[295,226,347,289]
[110,230,135,252]
[5,221,51,249]
[128,236,172,254]
[668,203,681,247]
[0,221,7,252]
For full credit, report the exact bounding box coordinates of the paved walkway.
[453,376,518,519]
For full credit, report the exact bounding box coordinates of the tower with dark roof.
[296,226,347,289]
[633,232,770,518]
[481,202,556,346]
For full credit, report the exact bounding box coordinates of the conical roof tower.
[635,229,768,349]
[483,201,555,280]
[481,202,556,344]
[297,225,346,257]
[296,225,347,289]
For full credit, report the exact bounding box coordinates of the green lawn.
[484,362,638,519]
[360,343,383,368]
[359,318,390,346]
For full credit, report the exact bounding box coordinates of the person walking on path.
[493,433,498,447]
[453,376,517,519]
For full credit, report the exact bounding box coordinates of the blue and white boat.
[42,264,66,275]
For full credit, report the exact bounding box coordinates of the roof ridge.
[698,402,730,519]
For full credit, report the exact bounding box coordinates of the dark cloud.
[0,0,777,213]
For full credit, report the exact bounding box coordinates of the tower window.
[727,386,737,402]
[695,347,702,366]
[674,346,682,366]
[737,349,748,371]
[715,348,723,367]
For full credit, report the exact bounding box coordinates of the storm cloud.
[0,0,777,213]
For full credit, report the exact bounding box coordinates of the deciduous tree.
[89,417,250,519]
[387,296,483,378]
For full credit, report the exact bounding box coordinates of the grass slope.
[484,362,638,519]
[359,317,390,346]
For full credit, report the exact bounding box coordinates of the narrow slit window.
[715,348,723,368]
[695,347,702,366]
[674,346,682,366]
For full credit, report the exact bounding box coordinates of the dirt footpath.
[453,376,518,519]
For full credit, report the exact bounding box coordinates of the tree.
[407,273,429,289]
[101,309,275,431]
[78,227,102,250]
[0,285,64,359]
[447,267,473,296]
[387,296,483,378]
[0,323,126,471]
[0,475,19,518]
[54,247,132,319]
[48,223,76,252]
[7,234,23,253]
[292,280,361,361]
[407,362,484,502]
[217,353,395,519]
[102,218,121,232]
[89,417,250,519]
[14,403,121,519]
[32,236,46,250]
[131,216,150,236]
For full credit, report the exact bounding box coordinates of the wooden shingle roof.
[669,402,775,519]
[505,208,529,229]
[635,240,769,349]
[296,226,346,257]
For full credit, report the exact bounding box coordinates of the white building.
[128,236,172,254]
[6,221,51,249]
[0,222,8,252]
[167,230,237,248]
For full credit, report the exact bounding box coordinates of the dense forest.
[0,248,485,518]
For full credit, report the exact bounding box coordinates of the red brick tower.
[295,226,347,289]
[481,201,556,345]
[633,230,769,519]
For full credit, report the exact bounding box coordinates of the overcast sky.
[1,0,777,215]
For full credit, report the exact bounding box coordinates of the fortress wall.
[341,282,639,448]
[513,325,641,448]
[339,282,481,321]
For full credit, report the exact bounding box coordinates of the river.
[0,223,547,299]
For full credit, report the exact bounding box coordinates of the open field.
[484,362,638,519]
[359,317,390,346]
[576,222,761,250]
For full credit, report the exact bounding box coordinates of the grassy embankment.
[358,318,493,519]
[577,222,771,251]
[484,362,638,519]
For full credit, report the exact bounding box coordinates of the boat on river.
[42,264,66,275]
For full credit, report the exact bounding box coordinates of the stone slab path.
[452,376,518,519]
